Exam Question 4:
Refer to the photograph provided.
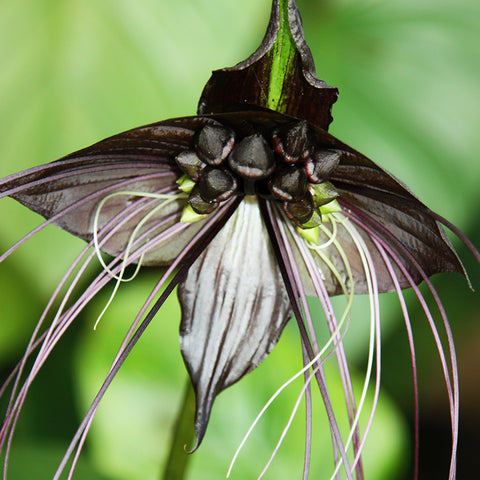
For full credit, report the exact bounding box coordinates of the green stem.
[161,380,196,480]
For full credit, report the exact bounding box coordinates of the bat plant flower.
[0,0,479,479]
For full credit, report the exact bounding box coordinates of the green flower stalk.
[1,1,479,479]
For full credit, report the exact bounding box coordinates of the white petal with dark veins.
[178,197,292,445]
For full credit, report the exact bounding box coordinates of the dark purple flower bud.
[195,124,235,166]
[269,165,308,201]
[305,149,341,183]
[197,167,238,202]
[188,185,218,214]
[272,120,311,164]
[228,134,275,180]
[175,150,206,181]
[282,191,314,225]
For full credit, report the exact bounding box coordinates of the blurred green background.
[0,0,479,478]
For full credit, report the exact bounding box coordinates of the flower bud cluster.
[175,120,341,226]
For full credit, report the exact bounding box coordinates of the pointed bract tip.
[185,398,212,453]
[198,0,338,131]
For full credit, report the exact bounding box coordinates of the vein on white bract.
[1,0,479,479]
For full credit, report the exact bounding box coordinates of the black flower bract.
[1,1,479,479]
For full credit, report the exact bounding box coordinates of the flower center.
[175,120,341,226]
